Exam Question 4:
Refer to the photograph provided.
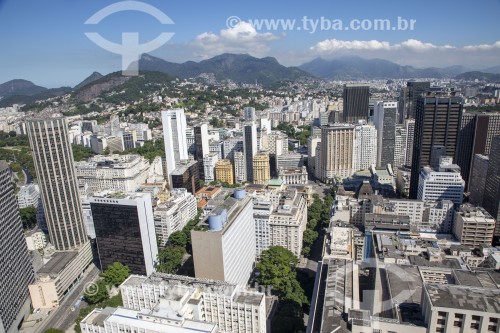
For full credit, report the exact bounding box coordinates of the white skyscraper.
[161,109,188,187]
[203,153,219,183]
[234,151,247,183]
[394,124,407,170]
[353,123,377,171]
[191,190,255,286]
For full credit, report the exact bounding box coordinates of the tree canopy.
[83,280,109,305]
[100,262,130,287]
[256,246,307,306]
[19,206,37,230]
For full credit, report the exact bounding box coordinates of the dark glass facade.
[342,84,370,123]
[171,161,201,194]
[483,136,500,225]
[406,81,430,119]
[456,113,500,188]
[91,202,148,275]
[409,95,463,199]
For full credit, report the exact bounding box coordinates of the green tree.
[271,301,306,333]
[100,262,130,286]
[168,231,188,248]
[256,246,307,305]
[19,206,37,230]
[72,144,95,162]
[156,246,185,274]
[45,329,64,333]
[84,280,109,304]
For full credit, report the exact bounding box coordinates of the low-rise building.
[215,159,234,185]
[119,273,266,333]
[417,157,464,205]
[75,154,149,195]
[269,189,307,257]
[154,189,197,246]
[453,204,496,247]
[29,242,93,309]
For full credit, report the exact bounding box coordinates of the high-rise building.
[222,137,243,160]
[342,84,370,123]
[397,86,408,123]
[161,109,188,187]
[214,159,234,185]
[406,81,430,119]
[455,112,500,187]
[374,101,397,167]
[394,124,407,170]
[253,153,270,185]
[409,95,463,199]
[0,161,34,333]
[209,140,223,160]
[193,123,209,161]
[191,190,255,286]
[234,151,247,184]
[122,130,137,151]
[90,191,158,276]
[404,118,415,166]
[26,117,87,251]
[203,153,219,183]
[194,124,210,179]
[244,107,256,121]
[353,123,377,171]
[252,196,273,257]
[307,136,321,175]
[106,135,124,153]
[268,131,288,156]
[416,157,465,205]
[483,136,500,230]
[319,124,355,182]
[171,160,201,194]
[243,123,258,183]
[469,154,489,206]
[269,189,307,257]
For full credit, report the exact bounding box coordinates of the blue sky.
[1,0,499,87]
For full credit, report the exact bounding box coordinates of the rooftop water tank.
[208,214,223,231]
[233,188,246,199]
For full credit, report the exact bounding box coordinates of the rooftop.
[171,160,198,175]
[38,251,78,275]
[425,284,500,313]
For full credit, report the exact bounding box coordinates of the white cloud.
[310,38,459,53]
[463,41,500,51]
[190,22,279,59]
[308,39,500,68]
[312,39,391,52]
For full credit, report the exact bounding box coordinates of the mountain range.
[137,53,311,86]
[2,54,500,107]
[299,57,472,80]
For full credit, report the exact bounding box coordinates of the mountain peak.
[0,79,47,98]
[74,71,104,90]
[138,53,311,86]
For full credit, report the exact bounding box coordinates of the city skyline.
[0,0,499,87]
